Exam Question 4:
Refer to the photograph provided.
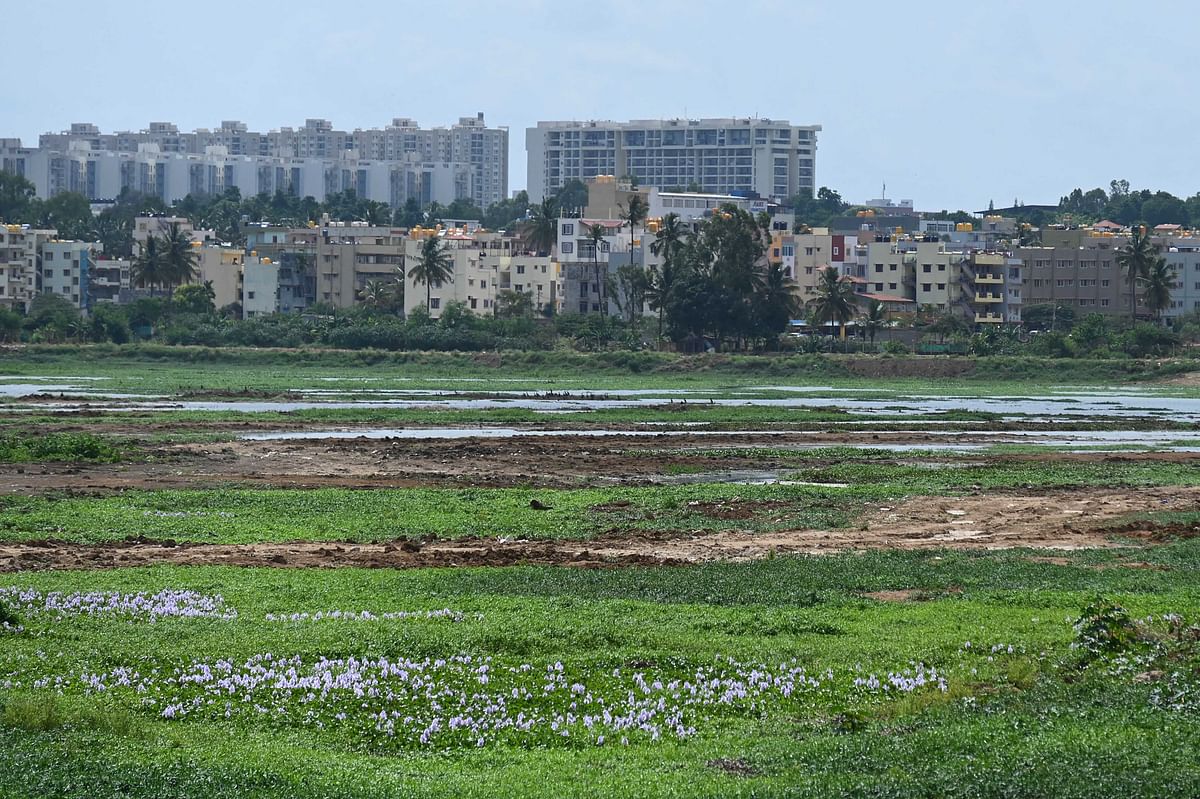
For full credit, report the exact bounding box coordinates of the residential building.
[0,225,57,311]
[4,114,509,209]
[402,231,559,319]
[39,240,98,310]
[527,118,819,202]
[555,218,628,315]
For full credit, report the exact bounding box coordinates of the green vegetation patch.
[0,432,122,463]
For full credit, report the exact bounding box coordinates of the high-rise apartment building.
[6,114,509,209]
[526,118,820,202]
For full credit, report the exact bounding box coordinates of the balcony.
[975,313,1004,324]
[974,293,1003,303]
[974,273,1003,284]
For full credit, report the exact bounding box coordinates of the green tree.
[608,263,650,325]
[808,266,856,339]
[586,223,608,316]
[173,281,216,315]
[755,263,802,348]
[552,180,588,216]
[620,195,649,255]
[1139,256,1174,323]
[861,299,886,346]
[1116,226,1160,319]
[394,197,424,228]
[31,192,95,240]
[160,222,199,296]
[407,236,454,313]
[495,289,534,318]
[520,197,558,256]
[0,172,36,223]
[482,191,530,231]
[444,198,483,221]
[132,235,166,296]
[647,213,687,343]
[357,279,392,311]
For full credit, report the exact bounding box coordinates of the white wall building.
[527,118,819,203]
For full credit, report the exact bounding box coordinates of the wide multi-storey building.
[526,118,819,203]
[402,231,559,319]
[3,114,509,209]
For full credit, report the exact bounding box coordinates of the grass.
[0,552,1198,797]
[0,432,123,463]
[1,457,1196,545]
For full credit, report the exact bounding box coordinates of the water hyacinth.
[0,587,237,622]
[69,653,830,749]
[263,609,469,623]
[853,663,947,694]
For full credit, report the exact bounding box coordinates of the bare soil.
[3,486,1196,573]
[1,432,1196,494]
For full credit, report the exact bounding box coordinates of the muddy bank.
[2,487,1190,573]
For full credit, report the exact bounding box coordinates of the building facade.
[3,114,509,209]
[527,118,819,202]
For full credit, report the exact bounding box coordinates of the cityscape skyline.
[2,0,1195,212]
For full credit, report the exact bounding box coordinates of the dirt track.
[3,486,1195,573]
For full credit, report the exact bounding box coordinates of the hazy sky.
[5,0,1193,211]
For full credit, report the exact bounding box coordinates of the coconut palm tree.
[132,235,166,296]
[647,214,688,343]
[1116,226,1160,319]
[159,222,198,297]
[620,194,649,258]
[520,197,558,256]
[809,266,856,340]
[358,279,390,310]
[407,236,454,313]
[586,223,608,316]
[861,299,886,347]
[1140,256,1174,324]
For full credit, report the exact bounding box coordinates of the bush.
[0,433,122,463]
[1,694,64,732]
[0,599,19,628]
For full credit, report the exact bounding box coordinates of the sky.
[4,0,1195,212]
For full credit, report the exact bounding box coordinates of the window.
[561,242,574,254]
[580,282,589,297]
[430,298,440,309]
[804,266,813,275]
[480,279,487,288]
[469,298,477,309]
[889,282,898,290]
[63,269,71,277]
[805,247,814,256]
[579,301,588,313]
[874,264,883,273]
[1100,299,1110,307]
[922,283,931,292]
[923,264,932,273]
[600,241,610,253]
[516,265,525,274]
[247,291,255,299]
[937,283,946,290]
[781,244,794,257]
[889,264,897,272]
[1056,279,1074,287]
[937,264,946,272]
[874,283,883,291]
[514,284,522,292]
[1101,279,1110,287]
[561,223,574,235]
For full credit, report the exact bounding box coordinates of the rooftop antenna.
[882,180,887,201]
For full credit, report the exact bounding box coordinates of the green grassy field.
[1,552,1199,798]
[1,458,1197,545]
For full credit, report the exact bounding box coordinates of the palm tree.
[587,223,608,316]
[809,266,856,340]
[620,194,649,260]
[1140,256,1173,324]
[132,235,166,296]
[758,262,802,348]
[407,236,454,313]
[358,279,390,310]
[520,197,558,256]
[1116,226,1160,319]
[648,213,687,343]
[159,222,198,297]
[861,299,886,348]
